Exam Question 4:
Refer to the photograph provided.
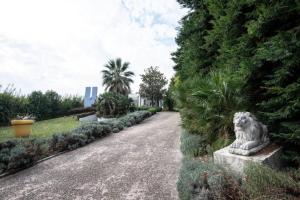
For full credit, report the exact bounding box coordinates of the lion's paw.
[230,140,242,148]
[240,143,250,150]
[240,141,259,150]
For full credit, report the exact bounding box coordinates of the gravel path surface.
[0,112,182,200]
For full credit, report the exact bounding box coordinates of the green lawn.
[0,116,80,143]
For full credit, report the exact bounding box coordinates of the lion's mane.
[233,112,268,144]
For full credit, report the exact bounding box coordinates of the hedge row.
[135,106,163,115]
[0,88,83,125]
[0,110,152,175]
[67,107,96,115]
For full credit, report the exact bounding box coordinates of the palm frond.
[124,71,135,77]
[121,62,130,72]
[101,58,134,95]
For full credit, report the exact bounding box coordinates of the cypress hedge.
[173,0,300,165]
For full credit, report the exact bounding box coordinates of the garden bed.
[177,129,300,200]
[0,110,153,176]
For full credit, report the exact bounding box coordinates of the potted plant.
[11,115,35,137]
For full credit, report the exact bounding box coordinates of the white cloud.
[0,0,187,95]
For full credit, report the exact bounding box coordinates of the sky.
[0,0,187,96]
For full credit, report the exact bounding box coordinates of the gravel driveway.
[0,112,182,200]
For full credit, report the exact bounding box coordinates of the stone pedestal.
[214,144,282,175]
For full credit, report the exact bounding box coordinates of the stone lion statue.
[229,112,269,156]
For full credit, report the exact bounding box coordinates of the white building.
[129,93,163,107]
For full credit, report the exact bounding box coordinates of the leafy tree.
[0,85,28,124]
[102,58,135,96]
[27,90,67,119]
[139,66,168,107]
[59,95,83,113]
[44,90,61,117]
[28,91,49,119]
[97,92,130,117]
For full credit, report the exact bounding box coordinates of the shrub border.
[0,110,154,177]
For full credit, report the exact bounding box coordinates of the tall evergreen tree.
[243,2,300,165]
[173,0,300,164]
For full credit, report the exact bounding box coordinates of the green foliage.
[97,92,130,117]
[246,28,300,166]
[0,138,50,173]
[163,77,176,111]
[128,104,136,112]
[118,110,152,126]
[147,107,157,114]
[139,66,168,106]
[211,136,232,152]
[147,107,162,114]
[0,85,28,125]
[244,163,300,199]
[28,90,62,119]
[136,106,150,111]
[178,129,247,200]
[128,98,136,112]
[180,129,207,157]
[0,111,153,174]
[174,0,300,165]
[59,95,83,114]
[102,58,134,96]
[26,90,83,120]
[175,1,300,198]
[178,68,246,145]
[163,91,174,111]
[0,85,83,124]
[177,158,245,200]
[67,107,96,115]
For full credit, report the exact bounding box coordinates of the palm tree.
[102,58,134,96]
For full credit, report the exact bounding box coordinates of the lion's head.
[233,112,257,130]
